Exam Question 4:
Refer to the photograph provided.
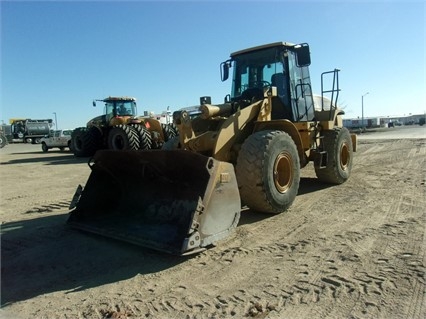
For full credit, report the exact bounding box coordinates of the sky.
[1,0,425,130]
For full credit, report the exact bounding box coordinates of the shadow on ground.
[1,212,185,306]
[1,152,88,165]
[238,176,334,225]
[1,176,337,306]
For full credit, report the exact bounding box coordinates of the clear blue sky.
[1,0,425,129]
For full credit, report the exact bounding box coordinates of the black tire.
[71,128,85,156]
[0,134,6,148]
[161,123,178,142]
[41,142,48,152]
[71,127,102,157]
[315,127,353,184]
[236,130,300,213]
[107,124,140,150]
[130,124,152,150]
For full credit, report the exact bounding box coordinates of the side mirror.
[295,43,311,67]
[220,60,231,82]
[224,94,231,103]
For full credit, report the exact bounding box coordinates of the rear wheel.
[0,133,7,148]
[130,124,152,150]
[162,123,178,142]
[315,127,353,184]
[71,127,102,157]
[236,130,300,213]
[41,142,48,152]
[108,124,140,150]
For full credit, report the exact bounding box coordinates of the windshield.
[231,47,286,99]
[105,101,137,117]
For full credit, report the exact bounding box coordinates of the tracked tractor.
[68,42,356,255]
[71,96,177,157]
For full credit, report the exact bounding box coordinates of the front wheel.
[315,127,353,184]
[236,130,300,213]
[108,125,140,150]
[41,142,48,152]
[0,134,7,148]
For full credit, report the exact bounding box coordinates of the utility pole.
[53,112,58,130]
[362,92,369,131]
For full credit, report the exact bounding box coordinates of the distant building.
[343,113,425,129]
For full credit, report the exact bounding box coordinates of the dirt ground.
[1,126,425,319]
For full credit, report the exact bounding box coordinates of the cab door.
[287,51,315,122]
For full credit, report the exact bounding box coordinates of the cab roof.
[230,41,296,57]
[103,96,136,102]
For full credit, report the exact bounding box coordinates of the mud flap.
[67,150,241,255]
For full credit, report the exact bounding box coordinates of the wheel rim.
[340,142,350,170]
[273,152,293,193]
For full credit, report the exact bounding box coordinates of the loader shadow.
[238,207,273,225]
[238,177,334,226]
[297,177,335,195]
[1,153,88,165]
[10,151,72,155]
[1,177,338,306]
[1,213,185,306]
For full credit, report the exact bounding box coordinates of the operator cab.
[90,97,137,127]
[103,97,137,118]
[221,42,315,122]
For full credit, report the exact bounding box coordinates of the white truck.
[41,129,73,152]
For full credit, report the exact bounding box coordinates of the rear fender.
[139,118,165,140]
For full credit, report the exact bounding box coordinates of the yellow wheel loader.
[68,42,356,255]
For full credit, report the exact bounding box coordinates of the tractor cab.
[221,42,315,122]
[90,96,137,127]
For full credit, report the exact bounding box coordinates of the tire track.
[23,200,71,214]
[97,138,426,319]
[3,138,425,319]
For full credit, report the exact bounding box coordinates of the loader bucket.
[67,150,241,255]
